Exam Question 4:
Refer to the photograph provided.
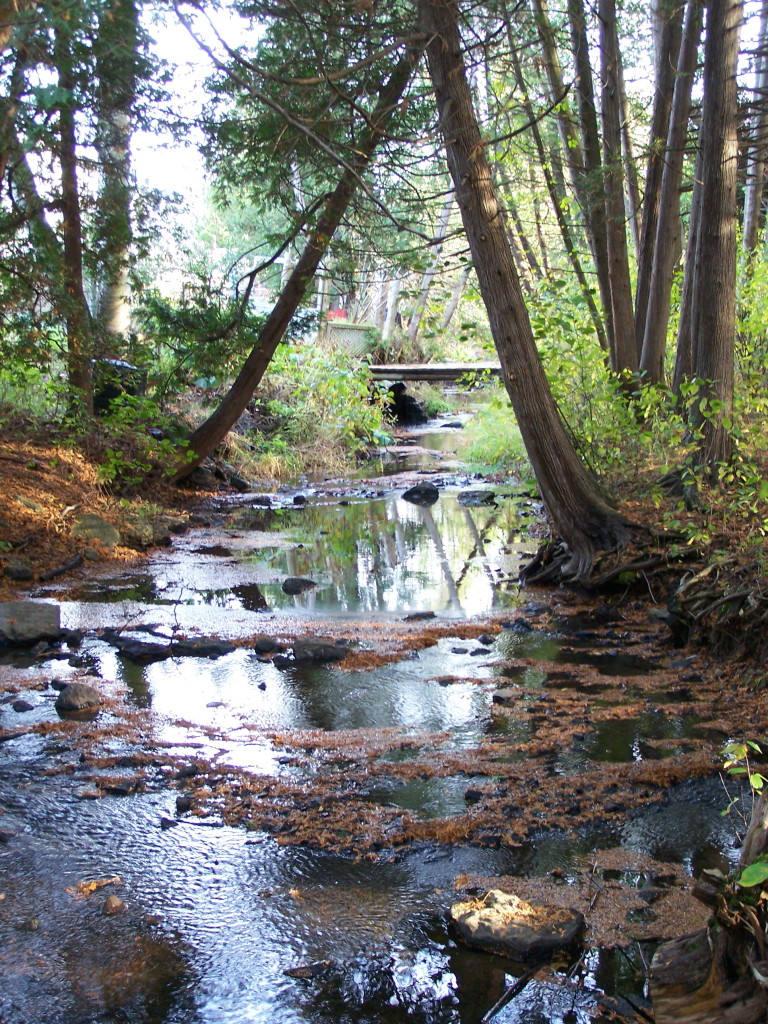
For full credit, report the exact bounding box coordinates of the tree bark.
[418,0,629,580]
[634,0,684,356]
[55,20,94,413]
[506,35,607,350]
[690,0,742,473]
[174,50,422,478]
[94,0,138,340]
[743,0,768,254]
[598,0,636,375]
[566,0,615,358]
[640,0,702,384]
[408,191,454,342]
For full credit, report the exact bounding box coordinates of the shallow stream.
[0,415,742,1024]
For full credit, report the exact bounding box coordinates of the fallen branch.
[39,553,83,581]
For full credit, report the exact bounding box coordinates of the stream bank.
[0,415,762,1024]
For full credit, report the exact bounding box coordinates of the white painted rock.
[450,889,585,959]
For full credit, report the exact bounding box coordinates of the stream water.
[0,415,741,1024]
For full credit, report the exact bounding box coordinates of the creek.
[0,413,744,1024]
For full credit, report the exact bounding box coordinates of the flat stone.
[253,635,284,654]
[55,682,103,711]
[0,601,61,645]
[71,513,121,547]
[103,632,235,664]
[450,889,585,960]
[292,637,348,664]
[492,688,519,707]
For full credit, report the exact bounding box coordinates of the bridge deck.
[368,361,502,382]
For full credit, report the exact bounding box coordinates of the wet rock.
[103,632,235,663]
[229,474,251,492]
[253,635,285,655]
[0,828,16,843]
[403,610,435,622]
[103,895,126,916]
[0,601,61,645]
[492,688,518,707]
[282,577,317,595]
[464,788,484,803]
[189,512,213,526]
[49,678,68,691]
[176,795,193,814]
[272,653,294,669]
[457,489,496,506]
[292,637,348,664]
[450,889,585,960]
[11,699,34,712]
[5,558,33,581]
[292,494,307,506]
[477,633,496,646]
[55,682,103,711]
[402,482,439,506]
[470,647,491,656]
[71,513,121,547]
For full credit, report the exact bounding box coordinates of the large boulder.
[0,601,61,645]
[450,889,585,960]
[71,513,121,547]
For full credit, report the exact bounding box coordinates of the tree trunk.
[506,34,608,350]
[408,191,454,342]
[743,0,768,254]
[650,790,768,1023]
[418,0,629,580]
[690,0,741,474]
[94,0,138,340]
[174,50,422,478]
[56,22,94,413]
[640,0,702,384]
[617,44,642,257]
[440,264,471,330]
[566,0,615,359]
[382,276,403,343]
[634,0,684,356]
[672,138,703,393]
[598,0,636,375]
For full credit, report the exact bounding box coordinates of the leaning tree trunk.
[418,0,629,581]
[172,51,422,479]
[640,0,702,385]
[408,191,454,342]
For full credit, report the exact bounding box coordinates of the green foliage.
[462,384,531,476]
[133,279,316,397]
[95,394,187,489]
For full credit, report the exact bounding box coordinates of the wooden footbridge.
[368,361,502,382]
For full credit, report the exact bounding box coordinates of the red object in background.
[326,309,348,320]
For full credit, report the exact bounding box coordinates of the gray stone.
[0,601,60,645]
[5,558,33,581]
[457,489,497,507]
[282,577,317,595]
[180,467,218,491]
[71,513,121,547]
[292,637,348,664]
[55,682,103,712]
[450,890,584,960]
